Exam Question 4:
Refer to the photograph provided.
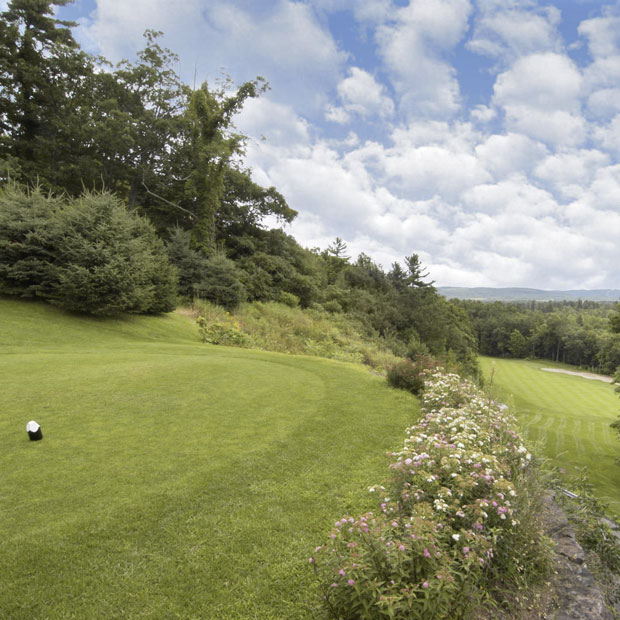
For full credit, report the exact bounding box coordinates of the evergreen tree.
[0,0,89,186]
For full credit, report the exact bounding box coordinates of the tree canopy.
[0,1,481,372]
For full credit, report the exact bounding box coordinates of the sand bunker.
[540,368,614,383]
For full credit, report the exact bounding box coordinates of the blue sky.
[44,0,620,288]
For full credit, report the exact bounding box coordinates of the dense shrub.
[0,185,178,315]
[197,315,251,347]
[0,184,63,298]
[279,291,299,307]
[50,193,177,314]
[387,359,426,395]
[165,227,209,297]
[193,255,246,309]
[311,370,551,619]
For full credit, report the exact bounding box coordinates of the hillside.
[439,287,620,302]
[0,299,418,619]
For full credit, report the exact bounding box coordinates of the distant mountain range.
[438,287,620,302]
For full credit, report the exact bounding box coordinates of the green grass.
[479,356,620,516]
[0,298,419,619]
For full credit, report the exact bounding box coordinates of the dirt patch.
[540,368,614,383]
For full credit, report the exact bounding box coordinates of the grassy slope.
[0,299,418,619]
[479,356,620,516]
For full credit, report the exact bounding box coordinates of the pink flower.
[309,557,315,564]
[424,548,431,558]
[422,581,429,588]
[398,544,405,551]
[338,569,346,576]
[348,579,355,586]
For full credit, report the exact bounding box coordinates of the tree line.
[0,0,480,371]
[458,299,620,375]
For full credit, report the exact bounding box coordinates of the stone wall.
[542,493,614,620]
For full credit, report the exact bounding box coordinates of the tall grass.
[192,299,400,372]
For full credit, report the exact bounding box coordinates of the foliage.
[193,299,400,371]
[192,254,246,310]
[196,314,250,347]
[0,183,63,298]
[312,370,551,619]
[558,469,620,573]
[0,184,177,314]
[0,1,479,366]
[555,468,620,611]
[387,359,426,395]
[610,303,620,335]
[279,291,300,307]
[164,226,209,298]
[0,0,86,186]
[460,299,620,374]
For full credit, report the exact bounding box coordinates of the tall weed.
[192,300,399,371]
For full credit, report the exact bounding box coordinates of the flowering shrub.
[312,369,550,619]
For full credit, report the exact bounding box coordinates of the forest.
[0,0,479,372]
[458,299,620,376]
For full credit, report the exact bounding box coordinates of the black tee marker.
[26,420,43,441]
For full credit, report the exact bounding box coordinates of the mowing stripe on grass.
[480,356,620,516]
[1,300,419,619]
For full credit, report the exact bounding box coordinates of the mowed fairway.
[0,299,418,619]
[479,356,620,516]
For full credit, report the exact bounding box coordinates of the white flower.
[452,534,460,541]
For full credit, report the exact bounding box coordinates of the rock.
[541,493,613,620]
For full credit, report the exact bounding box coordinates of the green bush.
[165,227,209,297]
[191,299,399,371]
[387,359,425,395]
[193,255,246,310]
[0,185,177,315]
[0,184,64,298]
[196,316,250,347]
[50,193,177,314]
[322,299,342,313]
[279,291,299,307]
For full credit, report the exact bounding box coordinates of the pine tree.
[0,0,87,185]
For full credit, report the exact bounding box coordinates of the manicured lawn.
[0,299,418,619]
[479,356,620,516]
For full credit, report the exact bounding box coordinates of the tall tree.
[0,0,88,185]
[327,237,349,259]
[404,253,434,288]
[165,78,269,255]
[610,303,620,334]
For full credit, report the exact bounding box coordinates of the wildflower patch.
[312,369,548,619]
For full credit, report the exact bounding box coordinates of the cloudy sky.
[52,0,620,289]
